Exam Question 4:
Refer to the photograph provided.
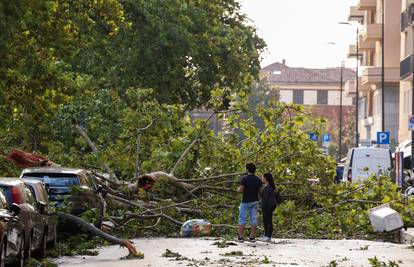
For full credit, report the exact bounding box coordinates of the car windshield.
[23,173,80,188]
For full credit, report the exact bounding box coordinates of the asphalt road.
[53,237,414,267]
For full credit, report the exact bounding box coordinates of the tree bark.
[56,212,139,256]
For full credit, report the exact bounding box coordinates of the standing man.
[237,163,262,242]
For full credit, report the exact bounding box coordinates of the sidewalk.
[56,237,414,267]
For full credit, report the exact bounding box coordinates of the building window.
[293,90,304,104]
[317,90,328,105]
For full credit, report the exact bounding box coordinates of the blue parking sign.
[322,134,331,143]
[308,132,318,142]
[376,131,390,145]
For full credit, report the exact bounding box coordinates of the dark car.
[335,164,344,183]
[0,178,47,260]
[20,167,106,228]
[0,188,25,267]
[22,179,57,251]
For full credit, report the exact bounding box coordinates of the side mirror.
[36,201,46,214]
[10,203,21,216]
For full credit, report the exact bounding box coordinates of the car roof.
[0,177,25,186]
[21,167,85,175]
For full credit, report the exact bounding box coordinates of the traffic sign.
[409,116,414,130]
[308,132,318,142]
[322,133,330,147]
[322,134,331,143]
[376,131,390,145]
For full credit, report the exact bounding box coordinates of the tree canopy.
[71,0,266,107]
[0,0,265,155]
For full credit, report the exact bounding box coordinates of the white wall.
[304,90,317,105]
[279,90,293,103]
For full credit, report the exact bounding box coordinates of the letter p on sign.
[376,131,390,145]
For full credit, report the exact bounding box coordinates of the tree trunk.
[55,212,139,256]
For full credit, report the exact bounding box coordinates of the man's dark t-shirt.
[240,174,262,203]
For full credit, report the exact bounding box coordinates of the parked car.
[20,167,106,228]
[0,178,47,261]
[342,147,392,183]
[0,188,25,267]
[22,179,57,251]
[335,164,344,183]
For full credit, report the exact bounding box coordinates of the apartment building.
[400,0,414,143]
[347,0,401,146]
[261,61,355,151]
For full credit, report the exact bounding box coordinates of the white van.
[342,147,392,183]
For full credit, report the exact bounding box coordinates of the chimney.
[282,59,286,65]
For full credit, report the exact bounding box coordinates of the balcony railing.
[348,6,364,22]
[361,67,400,85]
[400,55,413,79]
[361,24,382,41]
[401,3,414,32]
[357,0,376,11]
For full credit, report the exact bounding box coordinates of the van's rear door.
[352,148,391,183]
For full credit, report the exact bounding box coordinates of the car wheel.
[0,240,6,267]
[11,236,24,267]
[18,237,24,267]
[48,225,57,249]
[23,234,31,260]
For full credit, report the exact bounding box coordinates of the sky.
[240,0,359,69]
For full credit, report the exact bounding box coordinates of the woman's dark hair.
[263,172,276,190]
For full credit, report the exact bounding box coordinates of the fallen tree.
[55,212,141,257]
[5,101,414,244]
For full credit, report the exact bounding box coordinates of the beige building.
[262,61,356,155]
[347,0,401,146]
[400,0,414,143]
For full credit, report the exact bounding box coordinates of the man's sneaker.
[257,236,270,242]
[237,236,244,243]
[249,236,256,242]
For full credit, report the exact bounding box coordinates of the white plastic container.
[368,203,404,232]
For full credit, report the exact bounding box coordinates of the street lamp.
[339,61,345,160]
[338,61,345,161]
[381,0,385,132]
[326,42,345,160]
[338,21,362,147]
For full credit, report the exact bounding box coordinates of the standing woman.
[260,172,279,242]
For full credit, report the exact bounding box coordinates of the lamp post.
[410,54,414,175]
[381,0,385,132]
[338,21,363,147]
[339,61,345,160]
[356,27,360,146]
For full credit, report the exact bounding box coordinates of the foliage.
[223,251,243,257]
[261,256,271,264]
[0,0,126,155]
[0,0,264,175]
[48,234,108,257]
[72,0,266,108]
[162,249,182,258]
[25,259,57,267]
[368,257,400,267]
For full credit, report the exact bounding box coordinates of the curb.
[400,228,414,244]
